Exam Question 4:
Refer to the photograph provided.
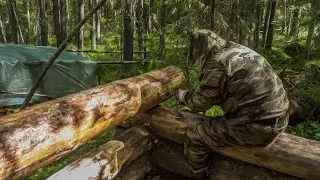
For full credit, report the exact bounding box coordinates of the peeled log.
[0,66,185,180]
[48,127,153,180]
[138,106,320,180]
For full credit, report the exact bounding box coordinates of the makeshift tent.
[0,44,98,106]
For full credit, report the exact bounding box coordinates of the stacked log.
[47,127,153,180]
[137,106,320,180]
[0,66,185,179]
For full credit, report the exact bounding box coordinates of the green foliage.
[24,129,114,180]
[205,105,224,117]
[286,122,320,141]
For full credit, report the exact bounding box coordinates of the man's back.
[205,41,289,123]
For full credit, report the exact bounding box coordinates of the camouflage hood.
[189,29,227,69]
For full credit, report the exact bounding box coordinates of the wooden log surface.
[0,66,185,180]
[137,106,320,180]
[48,127,153,180]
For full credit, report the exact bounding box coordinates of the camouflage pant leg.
[185,116,281,175]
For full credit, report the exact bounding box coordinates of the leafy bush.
[286,122,320,141]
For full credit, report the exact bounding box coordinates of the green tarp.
[0,44,98,107]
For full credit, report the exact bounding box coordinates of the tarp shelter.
[0,44,98,107]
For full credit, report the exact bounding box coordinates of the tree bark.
[123,0,134,71]
[262,0,271,48]
[113,155,151,180]
[24,0,31,44]
[52,0,62,47]
[60,0,68,43]
[38,0,49,46]
[137,106,320,180]
[0,66,185,180]
[95,0,101,42]
[76,0,85,51]
[305,19,317,60]
[265,0,277,49]
[48,127,153,180]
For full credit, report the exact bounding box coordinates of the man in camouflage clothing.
[177,29,290,177]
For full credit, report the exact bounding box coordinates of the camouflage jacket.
[182,41,290,124]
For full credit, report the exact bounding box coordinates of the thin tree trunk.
[254,1,263,49]
[38,0,49,46]
[24,0,31,44]
[89,0,97,49]
[262,0,271,47]
[52,0,62,47]
[136,0,144,60]
[148,0,154,32]
[123,0,134,71]
[210,0,216,30]
[96,0,101,42]
[305,19,317,60]
[158,4,166,61]
[289,5,301,37]
[265,0,277,49]
[282,0,287,35]
[7,0,18,43]
[0,19,6,43]
[77,0,84,51]
[60,0,68,42]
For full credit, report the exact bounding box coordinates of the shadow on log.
[0,66,185,179]
[137,106,320,180]
[48,127,153,180]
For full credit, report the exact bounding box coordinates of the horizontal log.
[152,140,299,180]
[48,127,153,180]
[0,66,185,180]
[138,106,320,180]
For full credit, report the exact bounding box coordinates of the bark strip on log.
[137,106,320,180]
[0,66,185,180]
[113,155,152,180]
[48,127,153,180]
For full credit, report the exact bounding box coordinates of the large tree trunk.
[38,0,49,46]
[76,0,85,51]
[136,106,320,180]
[0,66,185,180]
[265,0,277,49]
[48,127,153,180]
[52,0,62,47]
[123,0,134,71]
[60,0,68,43]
